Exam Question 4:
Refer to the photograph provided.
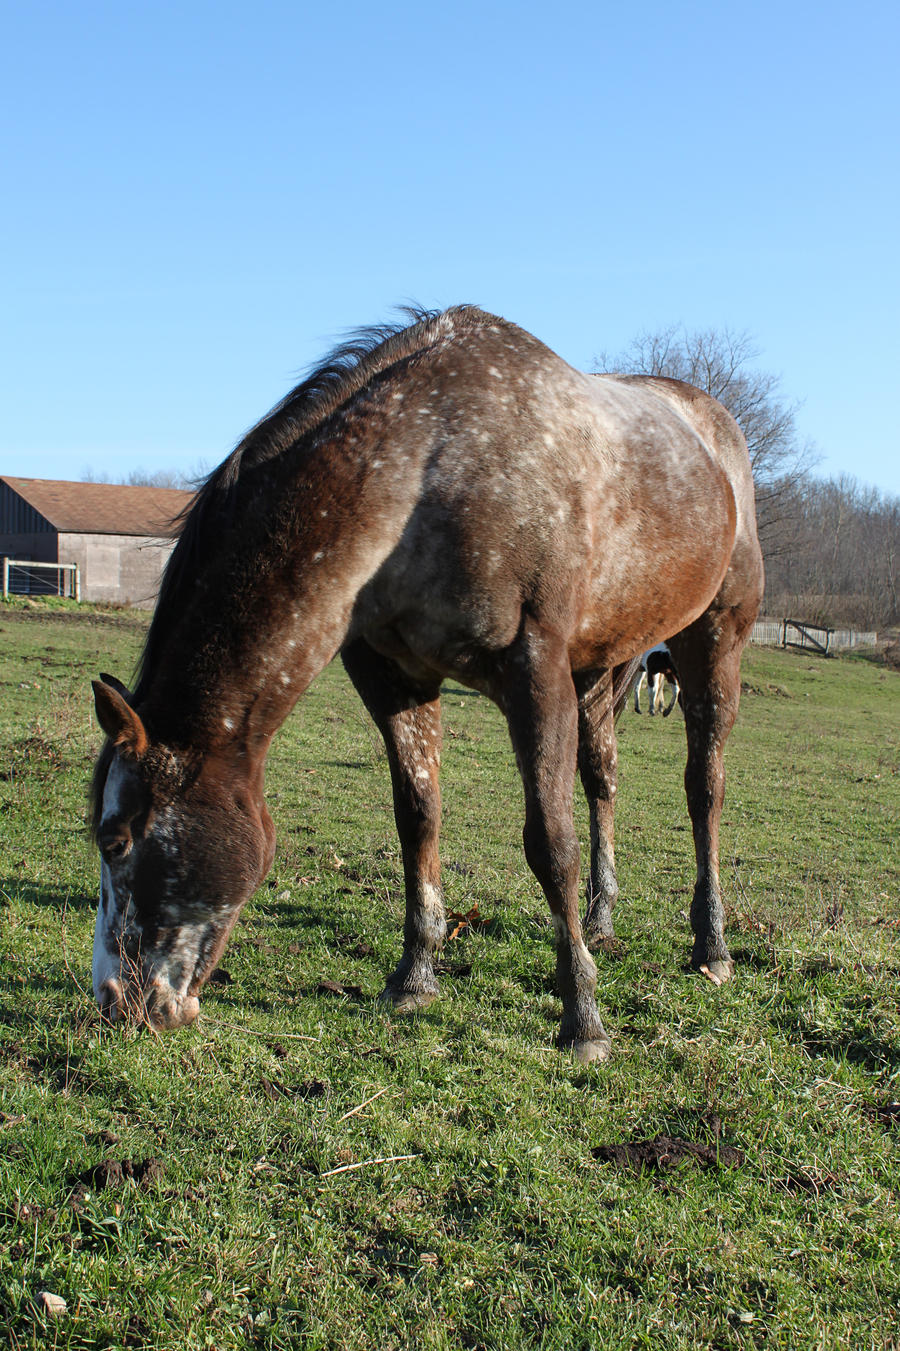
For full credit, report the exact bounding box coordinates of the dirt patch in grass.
[2,734,68,779]
[741,680,792,697]
[592,1135,745,1172]
[776,1167,841,1196]
[861,1100,900,1129]
[72,1157,165,1192]
[258,1076,327,1102]
[0,601,148,632]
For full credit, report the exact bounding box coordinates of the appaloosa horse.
[90,306,764,1062]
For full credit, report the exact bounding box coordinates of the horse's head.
[90,677,275,1029]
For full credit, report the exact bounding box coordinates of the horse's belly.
[350,562,525,687]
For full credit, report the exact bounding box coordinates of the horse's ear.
[92,679,148,760]
[99,672,133,703]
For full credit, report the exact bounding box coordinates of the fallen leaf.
[446,904,483,941]
[316,980,364,999]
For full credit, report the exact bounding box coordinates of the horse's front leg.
[575,669,619,948]
[500,625,610,1063]
[669,624,745,984]
[341,641,445,1012]
[649,670,663,715]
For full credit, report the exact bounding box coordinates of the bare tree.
[80,464,206,489]
[125,467,194,489]
[593,326,818,550]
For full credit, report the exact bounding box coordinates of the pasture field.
[1,597,898,1351]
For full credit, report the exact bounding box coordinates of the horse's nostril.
[98,978,124,1021]
[144,984,200,1030]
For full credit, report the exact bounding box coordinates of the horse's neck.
[142,437,419,753]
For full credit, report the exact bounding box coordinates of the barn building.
[0,477,194,607]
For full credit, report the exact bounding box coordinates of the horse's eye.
[101,834,132,862]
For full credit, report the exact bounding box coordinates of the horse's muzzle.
[97,977,200,1030]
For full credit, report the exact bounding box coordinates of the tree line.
[761,474,898,630]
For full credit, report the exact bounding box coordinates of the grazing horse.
[633,646,681,716]
[90,306,764,1063]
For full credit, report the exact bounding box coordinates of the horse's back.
[350,332,750,680]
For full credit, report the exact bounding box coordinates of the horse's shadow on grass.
[1,876,96,912]
[801,1028,899,1075]
[775,1012,900,1076]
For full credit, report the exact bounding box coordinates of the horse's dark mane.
[90,304,492,835]
[135,304,489,701]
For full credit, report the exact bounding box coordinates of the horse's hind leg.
[633,670,646,713]
[668,612,750,984]
[341,640,444,1012]
[575,668,619,947]
[498,622,610,1063]
[662,675,680,717]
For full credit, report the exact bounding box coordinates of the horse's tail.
[612,656,643,723]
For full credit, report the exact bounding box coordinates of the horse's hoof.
[699,959,734,986]
[569,1037,611,1065]
[379,986,437,1014]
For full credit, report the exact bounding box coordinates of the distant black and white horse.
[633,645,681,717]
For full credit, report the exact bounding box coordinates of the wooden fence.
[749,617,877,653]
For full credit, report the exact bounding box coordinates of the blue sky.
[3,1,898,493]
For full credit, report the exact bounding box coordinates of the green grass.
[1,597,898,1350]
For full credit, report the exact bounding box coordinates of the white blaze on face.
[93,861,122,1001]
[93,756,131,1004]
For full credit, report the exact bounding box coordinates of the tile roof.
[1,477,195,537]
